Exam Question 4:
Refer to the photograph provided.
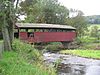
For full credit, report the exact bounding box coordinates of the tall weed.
[12,40,42,61]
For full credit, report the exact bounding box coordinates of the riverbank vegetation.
[59,28,100,59]
[0,40,56,75]
[60,50,100,59]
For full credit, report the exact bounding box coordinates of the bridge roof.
[16,23,76,30]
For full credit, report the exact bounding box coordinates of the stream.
[43,52,100,75]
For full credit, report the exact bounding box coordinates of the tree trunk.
[1,14,12,51]
[2,26,12,51]
[8,22,14,45]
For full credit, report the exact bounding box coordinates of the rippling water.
[43,52,100,75]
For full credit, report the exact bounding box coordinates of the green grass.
[60,50,100,59]
[0,51,56,75]
[79,43,100,50]
[88,24,100,30]
[0,40,56,75]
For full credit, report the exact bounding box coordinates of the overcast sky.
[58,0,100,16]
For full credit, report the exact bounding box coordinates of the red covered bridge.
[15,23,76,47]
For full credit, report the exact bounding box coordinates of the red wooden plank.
[34,32,76,42]
[19,32,76,43]
[19,32,28,40]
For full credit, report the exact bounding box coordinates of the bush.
[73,36,100,50]
[77,36,97,44]
[12,39,42,61]
[79,43,100,50]
[45,42,63,51]
[45,45,61,51]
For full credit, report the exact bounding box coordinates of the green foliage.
[54,59,62,69]
[0,51,56,75]
[19,0,69,24]
[75,36,100,50]
[12,39,42,61]
[0,40,56,75]
[0,0,15,26]
[45,45,62,51]
[78,36,97,43]
[90,26,98,36]
[90,26,100,40]
[0,0,18,50]
[79,43,100,50]
[66,9,87,37]
[60,50,100,59]
[83,25,100,43]
[45,42,62,51]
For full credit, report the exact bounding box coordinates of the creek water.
[43,52,100,75]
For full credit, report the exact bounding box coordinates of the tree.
[66,9,87,37]
[42,0,69,24]
[0,0,19,50]
[90,26,98,37]
[19,0,69,24]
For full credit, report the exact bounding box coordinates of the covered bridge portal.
[15,23,76,44]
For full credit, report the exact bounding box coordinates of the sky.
[58,0,100,16]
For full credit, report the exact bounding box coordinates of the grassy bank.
[60,50,100,59]
[0,51,56,75]
[0,40,56,75]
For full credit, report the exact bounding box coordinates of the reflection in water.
[43,53,100,75]
[85,66,100,75]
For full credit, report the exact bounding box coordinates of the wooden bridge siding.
[19,32,76,43]
[34,32,76,42]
